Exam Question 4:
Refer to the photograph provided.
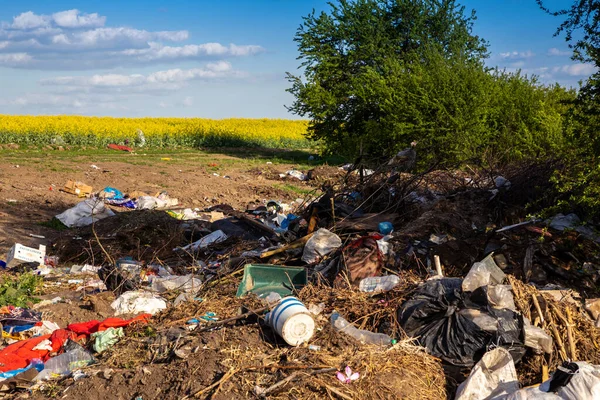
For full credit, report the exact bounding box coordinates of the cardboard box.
[63,180,93,197]
[6,243,46,268]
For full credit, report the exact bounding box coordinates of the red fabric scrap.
[0,314,150,373]
[67,314,151,336]
[107,144,133,152]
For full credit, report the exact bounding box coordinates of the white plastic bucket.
[265,296,315,346]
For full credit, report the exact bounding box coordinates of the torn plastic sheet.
[458,350,600,400]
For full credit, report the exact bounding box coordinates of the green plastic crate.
[236,264,307,297]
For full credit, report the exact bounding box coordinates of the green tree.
[536,1,600,219]
[286,0,488,159]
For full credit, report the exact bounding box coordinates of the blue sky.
[0,0,593,118]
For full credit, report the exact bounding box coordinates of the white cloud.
[119,42,263,62]
[39,61,243,93]
[507,61,526,68]
[181,96,193,107]
[499,50,535,60]
[52,10,106,29]
[11,11,50,30]
[0,52,32,66]
[548,48,571,57]
[0,9,264,70]
[552,63,597,76]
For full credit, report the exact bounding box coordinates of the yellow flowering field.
[0,115,310,148]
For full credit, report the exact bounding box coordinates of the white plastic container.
[265,296,315,346]
[359,275,400,293]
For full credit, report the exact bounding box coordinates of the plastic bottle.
[330,311,392,346]
[359,275,400,293]
[34,347,94,381]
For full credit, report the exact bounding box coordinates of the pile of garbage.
[2,160,600,399]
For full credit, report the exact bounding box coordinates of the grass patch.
[38,217,68,231]
[0,273,43,307]
[273,183,320,196]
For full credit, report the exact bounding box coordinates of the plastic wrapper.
[462,254,506,292]
[151,274,202,294]
[302,228,342,264]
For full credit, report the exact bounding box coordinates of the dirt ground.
[2,147,599,399]
[0,147,323,258]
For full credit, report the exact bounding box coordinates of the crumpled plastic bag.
[136,195,178,210]
[302,229,342,264]
[151,275,202,294]
[110,291,167,316]
[55,198,115,228]
[92,327,124,353]
[179,230,228,252]
[462,254,506,293]
[455,347,519,400]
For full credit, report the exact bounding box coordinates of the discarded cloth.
[67,314,151,336]
[0,306,42,327]
[335,235,383,287]
[92,327,124,353]
[107,144,133,152]
[0,329,74,373]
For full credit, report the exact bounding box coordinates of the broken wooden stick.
[546,312,568,361]
[434,255,443,277]
[307,207,319,234]
[325,384,354,400]
[255,367,337,397]
[531,294,545,326]
[186,367,238,399]
[565,306,577,361]
[195,306,269,333]
[260,233,314,259]
[550,303,576,360]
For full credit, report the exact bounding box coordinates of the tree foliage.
[538,1,600,219]
[288,0,574,167]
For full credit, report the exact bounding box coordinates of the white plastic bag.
[462,254,506,292]
[302,228,342,263]
[151,274,201,294]
[56,198,115,228]
[455,348,519,400]
[111,290,167,315]
[523,317,553,354]
[179,230,228,251]
[487,285,517,311]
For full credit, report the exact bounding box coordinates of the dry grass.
[510,275,600,386]
[99,274,445,399]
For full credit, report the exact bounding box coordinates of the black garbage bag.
[397,278,525,367]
